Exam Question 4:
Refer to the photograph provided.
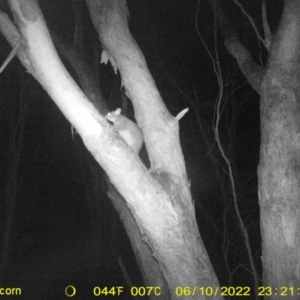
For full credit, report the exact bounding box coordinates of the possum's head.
[105,108,126,129]
[106,108,121,123]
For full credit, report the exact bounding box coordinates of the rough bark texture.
[210,0,300,293]
[86,0,221,298]
[258,0,300,290]
[0,0,223,299]
[259,66,300,289]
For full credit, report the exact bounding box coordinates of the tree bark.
[210,0,300,292]
[0,0,222,298]
[258,0,300,289]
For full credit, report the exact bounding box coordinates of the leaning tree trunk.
[0,0,222,299]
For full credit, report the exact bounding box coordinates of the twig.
[233,0,267,49]
[0,39,20,74]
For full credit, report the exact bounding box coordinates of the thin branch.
[233,0,266,48]
[213,27,260,300]
[0,39,20,74]
[196,0,260,291]
[262,0,272,51]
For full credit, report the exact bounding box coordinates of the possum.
[105,108,143,154]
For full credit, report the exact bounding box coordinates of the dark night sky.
[0,0,283,298]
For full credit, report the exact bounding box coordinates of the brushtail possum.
[105,108,143,154]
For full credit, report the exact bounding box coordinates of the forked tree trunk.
[0,0,222,299]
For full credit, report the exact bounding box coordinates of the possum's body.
[105,108,143,154]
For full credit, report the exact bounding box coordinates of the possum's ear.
[115,108,122,115]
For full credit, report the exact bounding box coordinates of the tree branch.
[269,0,300,66]
[207,0,264,92]
[262,0,272,51]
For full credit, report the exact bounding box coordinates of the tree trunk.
[210,0,300,293]
[258,0,300,290]
[0,0,222,298]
